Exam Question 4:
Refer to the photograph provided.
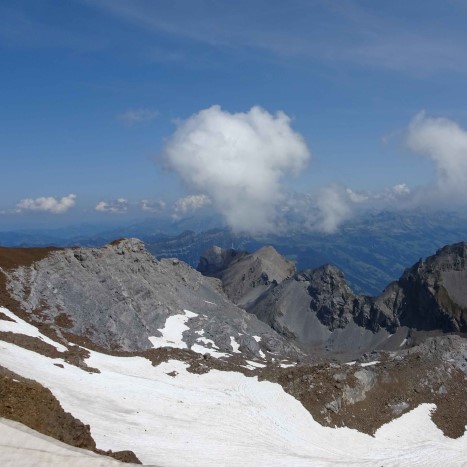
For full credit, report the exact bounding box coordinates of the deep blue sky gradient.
[1,0,467,226]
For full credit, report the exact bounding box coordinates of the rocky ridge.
[198,245,296,307]
[199,243,467,359]
[1,239,300,359]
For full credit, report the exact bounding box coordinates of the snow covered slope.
[1,305,466,466]
[0,418,125,467]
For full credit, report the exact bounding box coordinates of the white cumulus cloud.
[172,194,211,219]
[391,183,410,196]
[162,105,311,233]
[16,194,76,214]
[345,185,411,205]
[346,188,369,204]
[407,112,467,198]
[95,198,128,213]
[315,185,352,233]
[141,199,166,213]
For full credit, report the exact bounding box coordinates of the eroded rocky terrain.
[198,243,467,359]
[0,239,466,465]
[2,239,300,358]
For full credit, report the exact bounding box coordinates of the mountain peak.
[198,245,295,307]
[106,237,147,253]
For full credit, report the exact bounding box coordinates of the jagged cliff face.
[202,242,467,358]
[1,239,300,358]
[305,265,363,330]
[244,268,399,359]
[394,242,467,332]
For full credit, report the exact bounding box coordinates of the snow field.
[0,306,67,352]
[1,306,466,466]
[1,335,466,466]
[0,418,124,467]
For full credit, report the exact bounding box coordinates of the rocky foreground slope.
[0,239,466,465]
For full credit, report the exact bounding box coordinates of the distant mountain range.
[147,210,467,295]
[1,209,467,295]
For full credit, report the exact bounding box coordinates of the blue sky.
[1,0,467,231]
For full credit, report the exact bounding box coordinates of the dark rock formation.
[244,266,397,358]
[197,245,247,276]
[395,242,467,332]
[239,242,467,357]
[198,245,296,307]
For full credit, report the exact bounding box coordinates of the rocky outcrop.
[262,334,467,439]
[304,265,359,330]
[366,242,467,333]
[197,245,247,276]
[242,242,467,356]
[394,242,467,332]
[198,245,296,307]
[2,239,300,359]
[245,266,397,358]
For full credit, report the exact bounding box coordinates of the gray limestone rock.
[5,239,301,358]
[404,334,467,374]
[198,245,296,307]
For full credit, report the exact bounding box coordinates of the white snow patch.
[192,335,229,359]
[0,306,67,352]
[280,362,296,368]
[252,335,266,358]
[203,300,216,305]
[230,336,241,353]
[400,338,407,347]
[147,309,229,358]
[190,344,229,359]
[245,360,267,369]
[148,309,198,349]
[1,339,467,466]
[241,364,257,371]
[361,361,380,367]
[345,361,357,366]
